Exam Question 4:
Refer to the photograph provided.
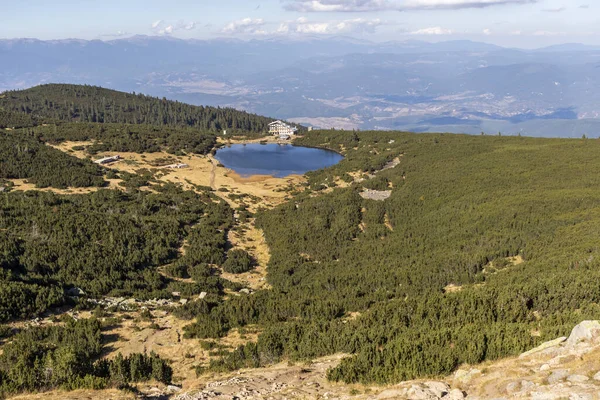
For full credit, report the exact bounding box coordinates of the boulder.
[593,371,600,381]
[377,388,408,399]
[424,381,449,397]
[567,374,589,383]
[506,381,520,394]
[547,369,569,384]
[447,389,466,400]
[540,364,550,371]
[565,321,600,347]
[406,385,436,400]
[519,336,566,358]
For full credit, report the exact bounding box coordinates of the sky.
[1,0,598,48]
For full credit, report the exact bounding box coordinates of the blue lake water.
[214,144,344,178]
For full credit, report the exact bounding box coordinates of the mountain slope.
[0,84,279,132]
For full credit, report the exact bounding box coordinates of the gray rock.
[199,291,208,299]
[520,380,535,391]
[406,385,436,400]
[424,381,449,397]
[447,389,466,400]
[506,381,520,394]
[540,364,550,371]
[547,369,570,384]
[567,374,589,383]
[377,388,408,399]
[593,371,600,381]
[239,288,251,294]
[519,336,566,358]
[565,320,600,347]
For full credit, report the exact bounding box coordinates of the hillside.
[0,84,281,133]
[3,91,600,397]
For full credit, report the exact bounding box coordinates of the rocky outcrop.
[170,321,600,400]
[457,320,600,399]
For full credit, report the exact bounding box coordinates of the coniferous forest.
[0,84,277,132]
[3,84,600,395]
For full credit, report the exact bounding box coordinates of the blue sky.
[1,0,597,48]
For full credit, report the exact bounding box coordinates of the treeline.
[0,84,275,133]
[0,130,107,188]
[0,109,37,129]
[184,130,600,383]
[31,122,217,155]
[0,185,233,323]
[0,318,171,395]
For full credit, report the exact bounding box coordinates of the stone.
[547,369,570,384]
[567,374,589,383]
[447,389,466,400]
[424,381,449,397]
[540,364,550,371]
[520,380,535,391]
[406,385,435,400]
[377,388,408,399]
[593,371,600,381]
[240,288,251,294]
[519,336,566,358]
[199,291,208,299]
[180,298,188,305]
[454,368,481,383]
[506,381,520,394]
[565,321,600,347]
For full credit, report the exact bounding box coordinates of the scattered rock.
[406,384,434,400]
[593,371,600,381]
[377,388,408,399]
[447,389,465,400]
[359,189,392,201]
[565,321,600,347]
[199,291,208,299]
[547,369,570,384]
[540,364,550,371]
[424,381,449,397]
[239,288,251,294]
[454,368,481,383]
[506,381,520,394]
[520,380,535,391]
[567,374,590,383]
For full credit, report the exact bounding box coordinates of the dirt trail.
[209,157,217,190]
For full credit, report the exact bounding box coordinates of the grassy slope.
[201,130,600,384]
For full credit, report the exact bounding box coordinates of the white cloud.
[222,16,384,36]
[533,30,566,36]
[151,20,199,35]
[100,30,130,38]
[482,28,492,35]
[284,0,539,12]
[289,17,382,34]
[222,18,267,34]
[410,26,454,35]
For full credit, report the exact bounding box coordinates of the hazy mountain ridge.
[2,36,600,137]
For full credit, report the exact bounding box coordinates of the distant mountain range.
[2,35,600,137]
